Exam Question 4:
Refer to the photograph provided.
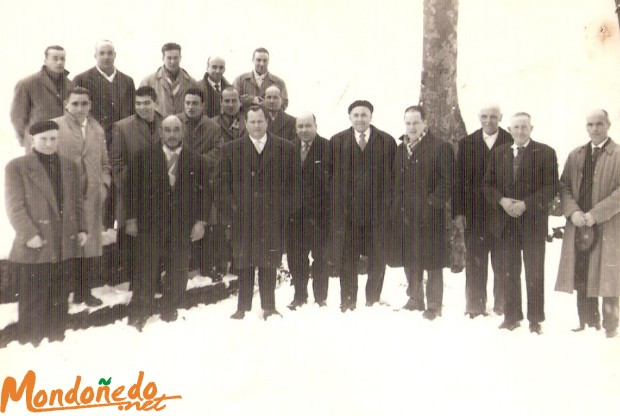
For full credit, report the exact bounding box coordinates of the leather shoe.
[348,302,357,311]
[498,320,521,331]
[402,298,424,311]
[466,312,488,319]
[230,310,246,320]
[365,301,375,307]
[129,315,148,332]
[287,299,305,311]
[263,309,282,320]
[422,309,439,321]
[571,324,586,332]
[161,309,178,323]
[529,322,543,335]
[606,329,618,339]
[316,300,327,307]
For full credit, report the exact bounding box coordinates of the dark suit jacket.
[211,114,246,143]
[291,135,332,230]
[10,67,72,147]
[5,153,84,264]
[201,74,231,118]
[109,113,163,223]
[215,133,295,268]
[126,144,211,240]
[482,140,558,243]
[391,133,454,269]
[177,113,222,173]
[267,110,296,142]
[72,67,135,144]
[453,127,512,235]
[329,125,396,268]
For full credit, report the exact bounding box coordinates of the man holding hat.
[5,121,87,345]
[555,109,620,338]
[329,100,396,311]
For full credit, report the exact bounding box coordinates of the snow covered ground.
[1,241,619,415]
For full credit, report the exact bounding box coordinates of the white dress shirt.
[483,130,499,150]
[96,66,117,83]
[249,133,268,154]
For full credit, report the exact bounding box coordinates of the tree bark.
[419,0,467,149]
[615,0,620,31]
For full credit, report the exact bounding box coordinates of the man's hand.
[77,232,88,247]
[499,197,516,215]
[509,200,527,217]
[190,221,206,242]
[584,212,596,227]
[26,234,45,249]
[454,215,466,231]
[570,211,586,227]
[125,219,138,237]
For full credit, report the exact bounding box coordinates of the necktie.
[214,84,220,93]
[81,126,86,139]
[358,133,367,151]
[513,146,524,180]
[256,76,263,87]
[254,140,263,154]
[301,143,310,162]
[592,147,601,165]
[167,153,179,186]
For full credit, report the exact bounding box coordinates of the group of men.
[6,41,620,344]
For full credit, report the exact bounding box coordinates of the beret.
[348,100,374,114]
[29,120,59,136]
[575,225,598,252]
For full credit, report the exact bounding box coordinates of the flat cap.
[348,100,374,114]
[29,120,59,136]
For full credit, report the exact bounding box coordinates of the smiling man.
[329,100,396,311]
[11,46,72,149]
[233,47,288,110]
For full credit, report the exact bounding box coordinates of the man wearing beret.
[5,121,87,345]
[329,100,396,311]
[556,109,620,338]
[10,46,72,149]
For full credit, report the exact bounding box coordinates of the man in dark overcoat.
[483,112,558,334]
[264,85,296,142]
[201,56,231,118]
[211,87,246,143]
[125,115,211,330]
[392,106,454,320]
[453,104,513,318]
[286,112,332,309]
[329,100,396,311]
[216,106,296,320]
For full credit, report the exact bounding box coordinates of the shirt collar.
[253,70,267,81]
[592,138,610,150]
[355,128,371,140]
[483,130,499,141]
[162,145,182,159]
[249,133,267,144]
[301,138,315,147]
[96,66,117,82]
[511,139,530,150]
[207,76,220,89]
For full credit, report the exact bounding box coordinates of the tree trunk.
[419,0,467,273]
[419,0,467,149]
[615,0,620,31]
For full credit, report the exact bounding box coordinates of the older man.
[216,106,295,320]
[233,47,288,110]
[330,100,396,311]
[392,106,454,320]
[556,109,620,338]
[286,112,332,309]
[201,56,231,118]
[125,115,211,330]
[53,87,111,307]
[11,46,72,149]
[72,40,135,148]
[454,104,513,318]
[140,43,201,116]
[264,85,296,142]
[212,87,246,143]
[483,112,558,334]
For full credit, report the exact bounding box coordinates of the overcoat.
[391,133,454,269]
[72,66,135,143]
[176,113,222,173]
[5,153,84,264]
[10,67,72,147]
[109,113,163,223]
[267,110,296,142]
[556,139,620,297]
[211,114,246,143]
[215,133,296,268]
[53,114,111,258]
[328,125,396,269]
[140,67,201,116]
[232,71,288,110]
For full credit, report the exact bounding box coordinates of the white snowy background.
[0,0,619,415]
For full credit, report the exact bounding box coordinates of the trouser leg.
[602,297,619,332]
[311,229,328,303]
[575,250,601,326]
[465,231,489,314]
[237,267,255,312]
[17,263,47,344]
[131,234,161,318]
[258,267,277,310]
[523,241,545,324]
[489,234,504,313]
[498,226,523,323]
[426,269,444,313]
[48,261,70,340]
[404,265,425,310]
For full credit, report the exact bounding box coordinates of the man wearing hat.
[329,100,396,311]
[482,112,558,334]
[556,109,620,338]
[5,121,87,345]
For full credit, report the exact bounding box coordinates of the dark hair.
[245,105,266,118]
[253,47,269,59]
[44,45,65,58]
[184,87,204,102]
[69,86,91,100]
[161,43,181,55]
[404,105,425,120]
[135,86,157,102]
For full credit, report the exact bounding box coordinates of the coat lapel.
[258,134,275,173]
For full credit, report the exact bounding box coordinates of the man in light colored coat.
[140,43,201,117]
[10,46,72,149]
[556,109,620,338]
[233,47,288,110]
[53,87,111,307]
